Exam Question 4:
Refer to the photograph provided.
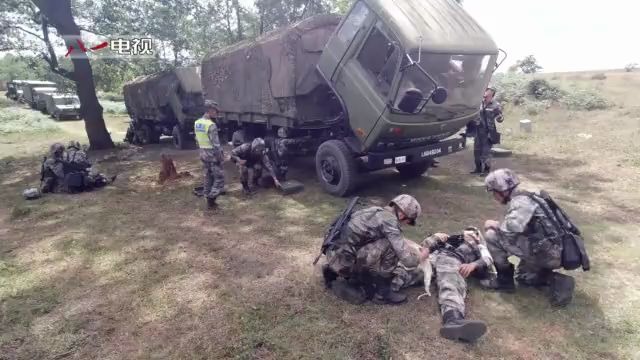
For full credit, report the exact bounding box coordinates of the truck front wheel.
[315,140,358,197]
[396,161,431,178]
[172,125,192,150]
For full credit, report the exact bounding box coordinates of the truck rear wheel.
[396,161,431,178]
[172,125,192,150]
[315,140,358,197]
[140,123,160,144]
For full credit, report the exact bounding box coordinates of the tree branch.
[0,24,45,41]
[40,15,75,81]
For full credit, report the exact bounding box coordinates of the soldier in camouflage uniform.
[322,194,426,305]
[230,138,282,195]
[64,141,112,188]
[386,227,493,342]
[41,143,66,193]
[471,88,503,175]
[483,168,575,306]
[194,100,225,209]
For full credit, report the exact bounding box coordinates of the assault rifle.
[312,196,359,265]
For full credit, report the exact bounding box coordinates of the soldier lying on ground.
[230,138,281,195]
[383,227,493,342]
[322,195,425,305]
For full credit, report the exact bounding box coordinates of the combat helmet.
[389,194,422,226]
[204,99,219,109]
[484,168,520,193]
[49,142,65,156]
[251,137,266,154]
[67,140,81,149]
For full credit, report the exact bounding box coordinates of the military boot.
[494,264,516,293]
[371,277,407,305]
[439,310,487,342]
[470,160,483,174]
[549,272,575,307]
[482,164,491,175]
[330,279,367,305]
[205,197,217,210]
[242,181,256,196]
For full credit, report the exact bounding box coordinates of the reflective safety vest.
[194,118,215,149]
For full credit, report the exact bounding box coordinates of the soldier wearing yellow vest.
[195,100,225,209]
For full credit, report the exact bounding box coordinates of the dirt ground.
[1,72,639,359]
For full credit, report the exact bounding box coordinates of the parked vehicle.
[20,81,57,106]
[46,94,81,120]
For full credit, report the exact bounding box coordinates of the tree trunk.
[225,0,233,42]
[33,0,114,149]
[232,0,243,40]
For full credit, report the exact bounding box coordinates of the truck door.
[320,12,402,150]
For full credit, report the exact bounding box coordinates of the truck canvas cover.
[123,67,202,122]
[201,15,341,120]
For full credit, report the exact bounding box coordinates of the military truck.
[21,81,57,106]
[46,94,81,120]
[33,87,59,112]
[123,67,205,149]
[5,80,25,100]
[201,0,503,196]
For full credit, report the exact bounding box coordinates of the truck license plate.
[421,148,442,157]
[395,156,406,164]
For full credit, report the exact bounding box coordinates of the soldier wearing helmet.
[230,137,281,195]
[469,87,503,175]
[322,194,428,305]
[483,168,575,307]
[194,99,225,209]
[40,143,66,193]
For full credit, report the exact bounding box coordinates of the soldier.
[64,141,112,188]
[322,194,425,305]
[389,228,493,342]
[194,100,225,209]
[483,168,575,306]
[471,88,503,175]
[40,143,66,193]
[229,138,281,195]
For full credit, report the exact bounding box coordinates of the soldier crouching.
[322,195,425,305]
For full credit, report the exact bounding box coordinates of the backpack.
[525,191,590,271]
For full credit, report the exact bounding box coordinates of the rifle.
[430,233,466,252]
[312,196,360,265]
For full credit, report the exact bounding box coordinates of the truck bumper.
[360,135,467,170]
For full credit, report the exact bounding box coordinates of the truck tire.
[231,129,245,146]
[315,140,358,197]
[172,125,192,150]
[140,123,161,144]
[396,161,431,178]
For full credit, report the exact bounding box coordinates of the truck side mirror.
[397,88,423,113]
[430,87,448,104]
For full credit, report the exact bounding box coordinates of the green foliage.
[625,63,637,72]
[561,86,610,111]
[516,55,543,74]
[0,106,59,134]
[492,73,610,112]
[100,100,128,115]
[527,79,564,101]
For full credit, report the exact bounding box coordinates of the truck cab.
[315,0,499,195]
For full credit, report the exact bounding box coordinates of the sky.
[461,0,640,72]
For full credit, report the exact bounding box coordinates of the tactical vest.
[194,118,214,149]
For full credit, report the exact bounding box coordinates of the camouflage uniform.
[325,206,420,280]
[41,143,66,193]
[473,100,503,172]
[230,139,278,190]
[199,118,225,200]
[64,141,110,188]
[485,190,563,285]
[390,232,494,316]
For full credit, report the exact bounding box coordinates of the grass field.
[1,72,639,359]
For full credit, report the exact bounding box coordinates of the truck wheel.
[315,140,358,197]
[55,113,61,121]
[231,130,245,146]
[396,161,431,178]
[140,124,160,144]
[172,125,191,150]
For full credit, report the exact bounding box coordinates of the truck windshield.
[394,53,494,119]
[54,98,80,106]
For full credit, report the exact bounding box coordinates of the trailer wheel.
[139,123,160,144]
[396,161,431,178]
[315,140,358,197]
[172,125,192,150]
